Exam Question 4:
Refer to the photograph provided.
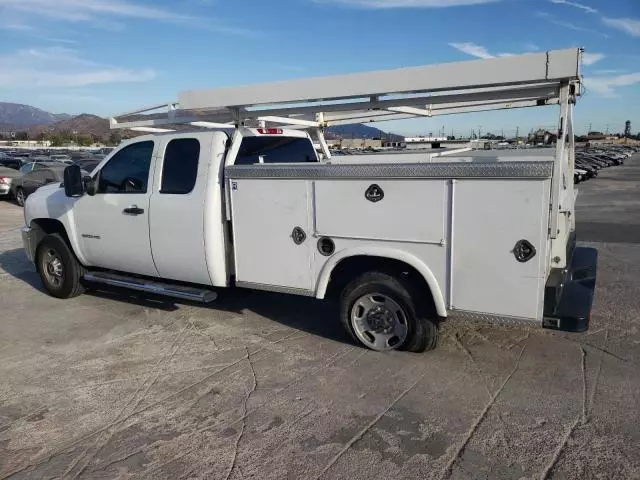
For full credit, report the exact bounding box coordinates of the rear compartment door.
[226,131,316,292]
[229,178,314,292]
[451,178,551,320]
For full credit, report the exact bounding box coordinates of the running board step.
[83,272,217,303]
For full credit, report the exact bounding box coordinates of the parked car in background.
[0,166,21,199]
[18,159,68,175]
[49,154,74,164]
[74,158,102,173]
[12,163,67,207]
[0,156,26,170]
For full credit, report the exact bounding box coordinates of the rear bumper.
[543,247,598,332]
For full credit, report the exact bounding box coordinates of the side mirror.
[63,165,84,197]
[84,176,97,196]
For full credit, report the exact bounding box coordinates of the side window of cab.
[96,141,154,194]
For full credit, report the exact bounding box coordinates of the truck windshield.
[235,137,318,165]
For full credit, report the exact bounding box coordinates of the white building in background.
[0,140,52,148]
[405,136,450,150]
[405,136,448,143]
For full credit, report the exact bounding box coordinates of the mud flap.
[543,247,598,333]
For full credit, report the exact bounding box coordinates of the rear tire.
[15,187,25,207]
[36,233,86,299]
[339,272,438,353]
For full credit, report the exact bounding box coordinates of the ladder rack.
[110,48,583,133]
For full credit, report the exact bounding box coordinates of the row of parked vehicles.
[573,145,638,183]
[0,149,111,206]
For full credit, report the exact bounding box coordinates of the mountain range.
[0,103,403,142]
[0,102,71,128]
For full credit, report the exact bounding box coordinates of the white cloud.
[449,42,494,59]
[0,0,253,35]
[548,0,597,14]
[585,73,640,97]
[315,0,501,7]
[536,12,609,37]
[42,38,78,44]
[449,42,520,59]
[0,47,156,88]
[0,0,193,22]
[582,52,605,66]
[602,17,640,37]
[593,69,623,75]
[1,23,35,31]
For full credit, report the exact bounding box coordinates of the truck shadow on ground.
[0,247,352,346]
[87,286,352,346]
[0,248,46,293]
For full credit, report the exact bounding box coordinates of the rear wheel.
[36,234,86,298]
[340,272,438,353]
[15,187,25,207]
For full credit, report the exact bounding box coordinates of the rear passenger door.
[149,133,215,285]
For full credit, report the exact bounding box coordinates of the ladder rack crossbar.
[110,49,582,132]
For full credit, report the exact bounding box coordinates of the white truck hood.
[24,183,73,227]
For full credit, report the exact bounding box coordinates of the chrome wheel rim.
[16,190,24,206]
[350,293,408,351]
[41,248,64,288]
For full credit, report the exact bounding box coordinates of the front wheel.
[339,272,438,353]
[36,234,86,299]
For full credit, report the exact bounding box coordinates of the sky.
[0,0,639,136]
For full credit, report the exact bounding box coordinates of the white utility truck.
[21,49,597,352]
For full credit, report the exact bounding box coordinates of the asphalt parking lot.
[1,156,639,480]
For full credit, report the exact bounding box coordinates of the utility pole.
[515,126,519,140]
[478,125,482,139]
[588,123,592,134]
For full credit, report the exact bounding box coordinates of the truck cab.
[22,127,318,285]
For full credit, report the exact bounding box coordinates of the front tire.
[36,234,86,299]
[339,272,438,353]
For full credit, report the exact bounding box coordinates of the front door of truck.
[72,140,159,278]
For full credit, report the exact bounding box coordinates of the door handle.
[123,205,145,215]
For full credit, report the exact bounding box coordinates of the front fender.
[25,186,88,266]
[314,246,447,318]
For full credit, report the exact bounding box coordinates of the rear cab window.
[235,136,318,166]
[160,138,200,194]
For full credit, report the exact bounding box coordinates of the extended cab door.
[148,133,223,286]
[72,140,159,277]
